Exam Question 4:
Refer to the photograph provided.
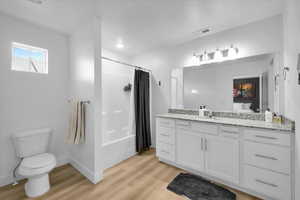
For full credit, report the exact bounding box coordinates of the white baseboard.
[56,155,69,167]
[0,155,103,187]
[69,157,103,184]
[0,175,17,187]
[0,155,69,187]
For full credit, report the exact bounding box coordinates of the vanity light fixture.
[215,48,223,62]
[192,53,200,65]
[192,45,239,66]
[228,45,239,60]
[203,51,208,62]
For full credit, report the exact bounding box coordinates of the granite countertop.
[156,113,294,132]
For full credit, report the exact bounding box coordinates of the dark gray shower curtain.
[134,69,151,153]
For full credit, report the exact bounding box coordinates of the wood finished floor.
[0,150,260,200]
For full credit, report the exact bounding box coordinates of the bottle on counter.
[273,113,283,124]
[199,105,205,118]
[265,108,273,123]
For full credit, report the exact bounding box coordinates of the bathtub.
[102,135,136,170]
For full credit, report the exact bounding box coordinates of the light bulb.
[203,51,208,62]
[228,45,237,60]
[192,54,200,66]
[215,49,223,62]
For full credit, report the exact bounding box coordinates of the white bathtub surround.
[156,114,294,200]
[100,49,138,169]
[102,58,135,144]
[102,135,136,170]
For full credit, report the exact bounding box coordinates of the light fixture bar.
[193,45,239,66]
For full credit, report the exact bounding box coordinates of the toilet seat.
[18,153,56,177]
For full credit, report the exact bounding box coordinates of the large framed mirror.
[170,53,283,113]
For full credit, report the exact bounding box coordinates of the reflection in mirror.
[171,53,282,113]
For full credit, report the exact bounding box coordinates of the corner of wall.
[69,156,103,184]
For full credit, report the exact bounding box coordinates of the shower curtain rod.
[101,56,152,72]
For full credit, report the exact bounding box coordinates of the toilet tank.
[12,128,52,158]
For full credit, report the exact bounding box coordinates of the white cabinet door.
[176,129,205,172]
[204,135,239,184]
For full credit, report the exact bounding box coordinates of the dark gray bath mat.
[167,173,236,200]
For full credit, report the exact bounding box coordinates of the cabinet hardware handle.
[255,179,278,188]
[222,130,238,135]
[177,123,190,127]
[201,138,203,150]
[255,135,277,140]
[160,133,170,137]
[205,138,208,151]
[255,154,278,161]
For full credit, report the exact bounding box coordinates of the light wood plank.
[0,149,260,200]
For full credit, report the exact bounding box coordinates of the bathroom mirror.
[170,53,283,113]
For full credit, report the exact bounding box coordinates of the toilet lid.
[21,153,56,169]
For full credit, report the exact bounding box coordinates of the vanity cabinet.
[156,118,175,162]
[177,129,205,172]
[176,127,239,184]
[243,128,292,200]
[205,134,239,184]
[156,117,294,200]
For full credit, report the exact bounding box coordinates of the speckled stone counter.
[157,113,294,132]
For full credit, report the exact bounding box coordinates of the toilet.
[12,128,56,198]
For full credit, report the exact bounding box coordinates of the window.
[11,42,48,74]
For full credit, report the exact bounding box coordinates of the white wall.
[173,15,283,68]
[68,18,102,184]
[283,0,300,199]
[132,15,283,146]
[0,13,69,186]
[101,49,136,169]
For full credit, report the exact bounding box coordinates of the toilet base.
[25,173,50,198]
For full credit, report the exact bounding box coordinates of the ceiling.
[0,0,95,35]
[99,0,284,56]
[0,0,284,57]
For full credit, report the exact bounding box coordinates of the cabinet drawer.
[244,165,291,200]
[220,125,240,139]
[157,126,175,145]
[176,120,191,130]
[156,142,175,162]
[244,141,291,174]
[244,128,290,146]
[191,122,218,135]
[157,118,175,128]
